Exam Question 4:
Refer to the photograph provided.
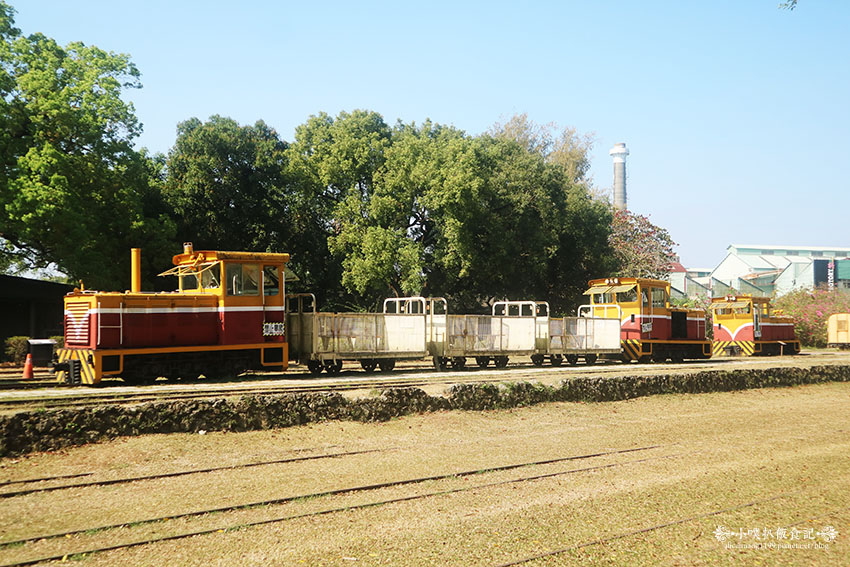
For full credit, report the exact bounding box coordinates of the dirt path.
[1,382,848,566]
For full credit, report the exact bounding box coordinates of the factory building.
[671,244,850,298]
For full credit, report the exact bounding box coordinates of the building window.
[761,250,774,255]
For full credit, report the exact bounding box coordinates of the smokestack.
[609,142,629,210]
[131,248,141,293]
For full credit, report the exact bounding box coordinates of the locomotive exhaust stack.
[131,248,141,293]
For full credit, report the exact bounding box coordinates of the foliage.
[0,2,175,289]
[609,210,679,280]
[164,116,291,252]
[288,111,616,313]
[774,287,850,348]
[3,336,28,364]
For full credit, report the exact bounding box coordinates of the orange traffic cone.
[22,353,34,380]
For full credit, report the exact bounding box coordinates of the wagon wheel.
[433,356,449,371]
[475,356,491,368]
[378,359,395,372]
[584,354,597,365]
[306,360,323,376]
[494,355,509,369]
[531,354,545,367]
[450,357,466,370]
[360,359,378,373]
[566,354,579,366]
[323,360,343,375]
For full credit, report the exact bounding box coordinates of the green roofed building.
[703,244,850,297]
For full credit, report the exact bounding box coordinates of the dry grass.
[0,382,848,566]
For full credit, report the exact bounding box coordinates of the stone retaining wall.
[1,365,848,457]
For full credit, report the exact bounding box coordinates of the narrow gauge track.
[0,447,389,499]
[0,352,845,412]
[0,373,538,411]
[0,445,669,566]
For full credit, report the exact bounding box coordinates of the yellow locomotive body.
[583,277,711,362]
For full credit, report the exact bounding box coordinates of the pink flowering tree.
[609,210,679,279]
[774,287,850,347]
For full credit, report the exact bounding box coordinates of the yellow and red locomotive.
[710,295,800,356]
[583,277,711,362]
[54,243,289,384]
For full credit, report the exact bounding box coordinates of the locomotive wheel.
[566,354,579,366]
[584,354,597,365]
[651,351,667,363]
[360,359,378,373]
[475,356,491,368]
[637,355,652,364]
[306,360,323,376]
[550,354,563,367]
[323,360,343,375]
[494,355,509,368]
[433,356,449,371]
[531,354,544,367]
[670,350,684,364]
[378,359,395,372]
[450,357,466,370]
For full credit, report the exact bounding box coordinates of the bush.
[774,287,850,348]
[3,336,29,364]
[50,336,64,349]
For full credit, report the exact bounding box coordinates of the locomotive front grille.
[65,301,92,346]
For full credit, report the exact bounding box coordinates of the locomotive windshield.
[175,262,221,291]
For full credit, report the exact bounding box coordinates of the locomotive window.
[263,266,279,296]
[651,288,667,308]
[226,263,260,296]
[244,264,260,295]
[201,267,220,289]
[617,288,637,303]
[593,293,614,304]
[226,264,241,295]
[181,274,198,290]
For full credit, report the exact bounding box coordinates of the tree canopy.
[609,210,679,280]
[0,0,684,313]
[0,1,173,288]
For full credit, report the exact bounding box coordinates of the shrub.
[3,336,30,364]
[774,287,850,348]
[50,336,64,349]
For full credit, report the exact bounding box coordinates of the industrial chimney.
[609,142,629,210]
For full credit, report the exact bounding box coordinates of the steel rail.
[0,446,674,567]
[0,444,663,550]
[492,492,801,566]
[0,448,389,499]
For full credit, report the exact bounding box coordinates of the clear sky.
[12,0,850,269]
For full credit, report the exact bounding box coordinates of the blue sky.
[12,0,850,269]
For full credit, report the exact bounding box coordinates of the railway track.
[0,444,669,566]
[0,351,847,412]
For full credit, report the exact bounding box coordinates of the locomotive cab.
[583,277,710,362]
[710,295,800,356]
[54,243,291,385]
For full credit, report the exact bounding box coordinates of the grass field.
[1,381,848,566]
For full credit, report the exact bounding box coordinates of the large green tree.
[296,110,617,314]
[0,2,173,288]
[165,116,291,252]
